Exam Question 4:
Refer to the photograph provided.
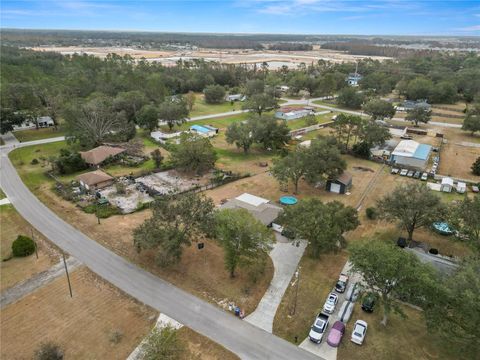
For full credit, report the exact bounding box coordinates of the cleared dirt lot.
[439,142,480,181]
[1,267,156,360]
[0,204,58,291]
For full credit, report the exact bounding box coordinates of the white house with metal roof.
[390,140,432,170]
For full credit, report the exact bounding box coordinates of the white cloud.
[456,24,480,31]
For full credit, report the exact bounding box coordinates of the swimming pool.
[279,196,298,205]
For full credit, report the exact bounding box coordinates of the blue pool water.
[280,196,298,205]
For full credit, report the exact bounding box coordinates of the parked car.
[346,283,361,302]
[327,321,346,347]
[323,293,339,314]
[351,320,368,345]
[391,168,399,175]
[361,293,376,313]
[413,171,421,179]
[407,170,414,177]
[400,169,408,176]
[335,274,349,293]
[472,186,479,193]
[309,313,330,344]
[401,134,413,140]
[421,172,428,181]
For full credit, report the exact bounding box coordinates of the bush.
[365,207,378,220]
[472,157,480,176]
[304,115,318,126]
[31,158,39,165]
[34,342,64,360]
[83,204,120,218]
[352,141,371,159]
[53,149,88,175]
[12,235,35,257]
[429,248,439,255]
[109,329,124,344]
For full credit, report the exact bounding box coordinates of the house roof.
[220,193,282,225]
[392,140,431,160]
[335,171,353,186]
[441,177,454,186]
[80,146,125,165]
[76,170,113,186]
[277,106,309,114]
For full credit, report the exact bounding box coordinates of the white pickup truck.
[308,312,330,344]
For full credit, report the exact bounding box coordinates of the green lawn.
[162,113,250,133]
[189,93,241,117]
[312,100,340,108]
[13,127,66,142]
[287,113,336,130]
[0,188,6,200]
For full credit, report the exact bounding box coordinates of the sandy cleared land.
[1,266,156,360]
[31,46,391,67]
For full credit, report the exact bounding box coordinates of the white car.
[421,172,428,181]
[308,313,330,344]
[351,320,368,345]
[399,169,408,176]
[323,293,339,314]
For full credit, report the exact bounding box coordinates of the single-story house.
[226,94,245,102]
[326,172,353,194]
[441,177,454,193]
[395,100,431,112]
[80,145,126,167]
[76,170,114,191]
[456,182,467,194]
[275,106,315,121]
[390,140,432,170]
[347,73,362,86]
[150,130,183,142]
[13,116,55,131]
[220,193,283,226]
[190,124,218,137]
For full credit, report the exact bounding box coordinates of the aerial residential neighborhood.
[0,1,479,360]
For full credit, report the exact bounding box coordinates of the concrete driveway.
[245,235,307,332]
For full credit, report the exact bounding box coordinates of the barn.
[326,172,353,194]
[390,140,432,170]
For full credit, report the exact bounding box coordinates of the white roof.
[391,140,419,157]
[235,193,270,207]
[299,140,311,148]
[441,177,454,186]
[457,182,466,188]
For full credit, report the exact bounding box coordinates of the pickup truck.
[308,312,330,344]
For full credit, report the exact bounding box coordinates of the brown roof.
[336,171,353,186]
[76,170,113,186]
[80,146,125,165]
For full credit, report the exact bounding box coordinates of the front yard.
[13,126,66,142]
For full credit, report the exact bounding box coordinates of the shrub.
[12,235,35,257]
[53,149,87,175]
[115,182,127,195]
[304,115,318,126]
[83,204,120,218]
[31,158,39,165]
[34,342,64,360]
[109,329,124,344]
[472,157,480,176]
[429,248,439,255]
[365,207,378,220]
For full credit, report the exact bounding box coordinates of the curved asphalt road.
[0,144,321,360]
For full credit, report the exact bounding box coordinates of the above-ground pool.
[432,222,455,236]
[280,196,298,205]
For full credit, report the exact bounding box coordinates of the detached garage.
[326,172,353,194]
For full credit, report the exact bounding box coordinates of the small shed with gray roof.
[220,193,282,226]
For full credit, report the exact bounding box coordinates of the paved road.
[0,145,321,360]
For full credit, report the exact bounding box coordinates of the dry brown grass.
[0,204,58,291]
[178,328,239,360]
[0,267,156,360]
[32,185,273,315]
[439,142,480,181]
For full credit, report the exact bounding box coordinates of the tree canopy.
[170,133,217,174]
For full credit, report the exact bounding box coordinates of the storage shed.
[326,172,353,194]
[390,140,432,170]
[441,177,454,193]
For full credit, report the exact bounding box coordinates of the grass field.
[13,126,66,142]
[287,112,336,130]
[0,204,58,291]
[190,93,241,117]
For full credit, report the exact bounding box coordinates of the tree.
[405,106,432,127]
[472,157,480,176]
[133,192,214,266]
[272,147,308,194]
[225,121,254,154]
[170,133,216,174]
[138,104,159,132]
[280,199,359,258]
[34,342,64,360]
[215,208,274,278]
[113,90,147,123]
[450,195,480,251]
[304,114,318,126]
[363,99,395,120]
[406,77,433,101]
[336,87,366,109]
[423,258,480,353]
[462,103,480,135]
[0,108,25,134]
[203,84,226,104]
[350,240,436,326]
[157,100,189,131]
[242,93,278,116]
[185,91,196,112]
[12,235,36,257]
[150,149,164,169]
[141,326,185,360]
[53,149,88,175]
[245,79,265,96]
[251,115,291,150]
[359,121,392,147]
[377,183,445,241]
[330,114,363,151]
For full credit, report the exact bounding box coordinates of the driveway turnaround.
[0,147,322,360]
[245,236,307,332]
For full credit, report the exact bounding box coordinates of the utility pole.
[31,228,38,259]
[62,253,73,298]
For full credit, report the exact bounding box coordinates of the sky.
[1,0,479,36]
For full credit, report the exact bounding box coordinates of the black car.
[361,293,376,313]
[413,171,421,179]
